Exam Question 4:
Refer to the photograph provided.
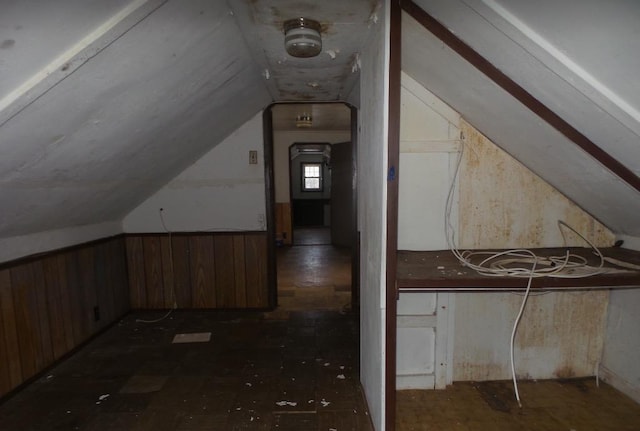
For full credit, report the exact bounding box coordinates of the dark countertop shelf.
[397,247,640,291]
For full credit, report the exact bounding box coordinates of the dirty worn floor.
[397,379,640,430]
[276,242,352,314]
[0,240,369,430]
[0,309,372,430]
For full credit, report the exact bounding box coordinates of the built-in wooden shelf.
[397,247,640,292]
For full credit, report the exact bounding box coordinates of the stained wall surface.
[397,72,617,383]
[454,120,615,381]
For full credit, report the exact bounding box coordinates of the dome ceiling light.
[295,113,313,128]
[284,18,322,58]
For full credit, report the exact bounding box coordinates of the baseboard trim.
[599,364,640,404]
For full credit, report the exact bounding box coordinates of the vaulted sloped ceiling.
[0,0,376,240]
[0,0,271,238]
[403,0,640,236]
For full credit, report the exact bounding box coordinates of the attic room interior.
[2,0,640,430]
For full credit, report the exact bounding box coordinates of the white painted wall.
[398,72,460,251]
[356,0,389,428]
[273,130,350,203]
[0,222,121,264]
[397,72,460,389]
[397,73,618,384]
[123,113,266,232]
[601,238,640,404]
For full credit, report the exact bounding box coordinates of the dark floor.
[0,309,372,431]
[0,239,366,430]
[397,379,640,430]
[276,242,352,314]
[293,227,331,246]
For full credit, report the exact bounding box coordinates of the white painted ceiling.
[2,0,640,241]
[404,0,640,236]
[227,0,379,101]
[0,0,373,238]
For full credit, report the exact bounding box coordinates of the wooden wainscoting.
[126,232,270,310]
[0,237,129,398]
[275,203,292,246]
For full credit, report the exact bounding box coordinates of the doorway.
[264,102,358,312]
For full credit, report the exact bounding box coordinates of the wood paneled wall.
[0,237,129,398]
[126,232,270,309]
[275,203,292,246]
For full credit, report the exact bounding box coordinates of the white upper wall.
[123,113,266,233]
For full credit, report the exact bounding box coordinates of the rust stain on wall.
[458,120,614,249]
[454,120,613,382]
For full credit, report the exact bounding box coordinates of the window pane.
[305,165,320,177]
[302,162,322,191]
[305,178,320,189]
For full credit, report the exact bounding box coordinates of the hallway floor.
[276,241,352,314]
[397,379,640,430]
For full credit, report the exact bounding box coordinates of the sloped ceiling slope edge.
[0,0,271,238]
[411,0,640,179]
[403,12,640,236]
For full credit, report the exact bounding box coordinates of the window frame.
[301,162,323,192]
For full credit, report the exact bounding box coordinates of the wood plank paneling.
[94,242,113,329]
[109,239,129,317]
[0,237,129,399]
[233,235,247,307]
[171,236,191,308]
[126,236,146,309]
[276,202,293,246]
[214,236,235,308]
[79,247,98,337]
[245,234,268,308]
[124,232,269,310]
[189,236,216,308]
[143,237,164,309]
[63,250,83,344]
[42,256,70,360]
[53,254,76,352]
[31,261,54,367]
[160,236,175,308]
[10,263,42,381]
[0,269,21,392]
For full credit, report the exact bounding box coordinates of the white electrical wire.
[509,251,536,408]
[136,208,178,324]
[443,135,609,407]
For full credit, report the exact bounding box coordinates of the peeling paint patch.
[325,49,338,59]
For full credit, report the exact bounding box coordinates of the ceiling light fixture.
[284,18,322,58]
[296,113,313,128]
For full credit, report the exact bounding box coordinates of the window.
[302,162,323,191]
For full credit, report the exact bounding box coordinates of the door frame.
[262,102,359,310]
